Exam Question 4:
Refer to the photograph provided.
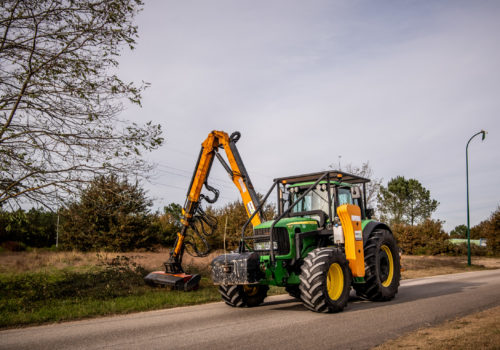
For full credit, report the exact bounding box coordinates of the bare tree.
[0,0,163,208]
[330,161,382,209]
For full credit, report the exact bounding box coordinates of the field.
[0,249,499,329]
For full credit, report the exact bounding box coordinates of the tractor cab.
[278,171,370,230]
[286,181,364,228]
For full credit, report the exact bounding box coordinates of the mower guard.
[144,271,201,291]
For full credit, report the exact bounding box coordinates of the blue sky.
[118,0,500,231]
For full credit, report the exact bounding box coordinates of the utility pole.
[56,213,59,248]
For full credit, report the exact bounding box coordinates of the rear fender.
[362,221,393,243]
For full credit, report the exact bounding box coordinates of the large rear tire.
[218,284,269,307]
[354,228,400,301]
[299,247,351,313]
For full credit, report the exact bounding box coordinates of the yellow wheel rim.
[381,245,394,287]
[327,263,344,300]
[243,285,258,296]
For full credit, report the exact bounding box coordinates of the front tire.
[354,228,400,301]
[299,247,351,313]
[218,284,269,307]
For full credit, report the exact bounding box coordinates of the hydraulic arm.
[144,130,262,290]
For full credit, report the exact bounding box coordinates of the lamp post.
[466,130,486,266]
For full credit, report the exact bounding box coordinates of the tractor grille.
[251,227,290,256]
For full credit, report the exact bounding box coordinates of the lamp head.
[481,130,486,141]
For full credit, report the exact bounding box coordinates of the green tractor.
[211,170,401,313]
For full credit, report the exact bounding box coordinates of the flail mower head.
[144,260,201,291]
[144,270,201,291]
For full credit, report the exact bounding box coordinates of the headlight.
[254,241,278,251]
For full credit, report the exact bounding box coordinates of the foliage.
[449,224,467,239]
[471,206,500,256]
[393,219,489,256]
[60,175,157,251]
[149,203,183,247]
[446,242,488,257]
[0,0,163,208]
[0,208,57,248]
[378,176,439,225]
[204,198,276,251]
[0,256,147,303]
[0,253,222,328]
[393,219,450,255]
[343,161,382,209]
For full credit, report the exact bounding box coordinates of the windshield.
[338,188,353,206]
[290,186,353,214]
[292,189,332,214]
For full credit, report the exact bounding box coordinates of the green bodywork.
[253,217,374,287]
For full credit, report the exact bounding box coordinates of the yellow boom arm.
[168,131,262,272]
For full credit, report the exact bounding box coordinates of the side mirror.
[351,186,361,199]
[365,208,374,219]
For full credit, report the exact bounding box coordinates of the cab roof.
[274,170,370,185]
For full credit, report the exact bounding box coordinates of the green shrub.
[392,219,493,256]
[0,209,57,248]
[470,207,500,256]
[0,255,148,307]
[393,219,452,255]
[446,242,488,257]
[60,175,158,251]
[0,241,27,251]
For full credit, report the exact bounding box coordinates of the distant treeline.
[393,213,499,256]
[1,205,498,256]
[0,175,498,256]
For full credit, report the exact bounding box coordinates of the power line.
[154,166,235,187]
[155,162,236,186]
[155,147,275,181]
[149,181,238,202]
[153,162,269,194]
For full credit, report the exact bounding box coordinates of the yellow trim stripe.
[286,221,317,227]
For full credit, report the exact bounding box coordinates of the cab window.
[337,187,353,206]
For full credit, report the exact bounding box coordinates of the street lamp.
[466,130,486,266]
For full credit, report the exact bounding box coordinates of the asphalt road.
[1,269,500,350]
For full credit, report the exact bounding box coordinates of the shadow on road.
[263,280,485,313]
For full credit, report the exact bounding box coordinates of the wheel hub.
[327,263,344,300]
[380,245,394,287]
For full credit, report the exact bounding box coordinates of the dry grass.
[400,255,500,279]
[0,249,219,274]
[374,305,500,350]
[1,251,499,277]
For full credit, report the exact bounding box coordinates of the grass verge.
[0,278,221,328]
[374,305,500,350]
[0,254,284,329]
